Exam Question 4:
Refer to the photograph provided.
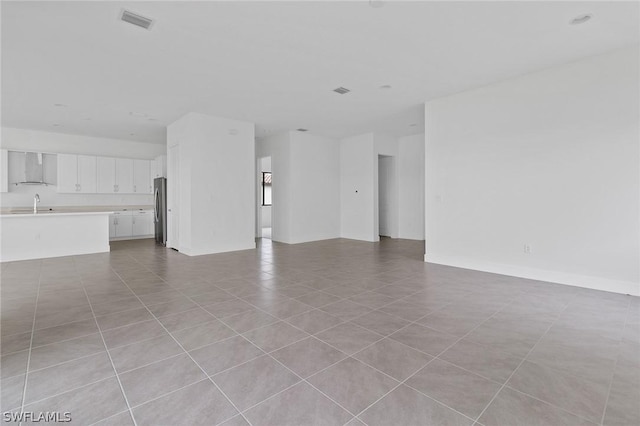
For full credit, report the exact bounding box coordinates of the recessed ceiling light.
[129,111,147,117]
[379,85,392,90]
[297,128,308,132]
[333,87,351,95]
[53,103,67,107]
[571,14,592,25]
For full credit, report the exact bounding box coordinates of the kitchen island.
[0,210,114,262]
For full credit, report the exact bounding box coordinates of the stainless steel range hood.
[17,152,52,186]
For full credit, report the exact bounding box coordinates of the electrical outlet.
[523,244,531,254]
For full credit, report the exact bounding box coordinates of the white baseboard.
[181,241,257,256]
[109,235,153,242]
[424,253,639,296]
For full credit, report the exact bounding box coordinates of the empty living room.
[1,1,638,425]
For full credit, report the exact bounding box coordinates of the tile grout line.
[332,289,526,423]
[599,298,632,426]
[107,265,255,426]
[84,242,624,426]
[18,259,43,423]
[76,259,139,426]
[472,297,572,423]
[123,252,364,423]
[86,409,130,426]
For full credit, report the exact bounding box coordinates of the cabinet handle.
[133,185,137,192]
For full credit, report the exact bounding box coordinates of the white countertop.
[0,205,153,218]
[0,210,115,218]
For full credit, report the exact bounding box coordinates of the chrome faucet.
[33,193,40,213]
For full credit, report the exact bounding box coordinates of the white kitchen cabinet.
[109,215,117,239]
[133,160,151,194]
[57,154,78,193]
[153,155,166,178]
[97,157,116,193]
[113,212,133,238]
[116,158,133,193]
[58,154,97,193]
[110,210,152,240]
[78,155,97,193]
[132,210,152,236]
[149,156,166,193]
[0,149,7,193]
[97,157,134,193]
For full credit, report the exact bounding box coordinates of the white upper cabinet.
[57,154,78,193]
[133,159,151,194]
[77,155,97,193]
[153,155,166,178]
[0,149,8,193]
[57,154,97,193]
[97,157,116,193]
[97,157,135,193]
[115,158,134,193]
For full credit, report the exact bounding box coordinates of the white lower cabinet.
[110,212,132,239]
[132,211,152,236]
[110,210,154,240]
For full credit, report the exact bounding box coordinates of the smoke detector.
[120,10,155,30]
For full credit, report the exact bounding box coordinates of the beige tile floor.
[1,238,638,425]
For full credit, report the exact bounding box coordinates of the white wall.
[257,131,341,244]
[340,133,375,241]
[168,112,255,256]
[289,132,340,243]
[1,127,165,158]
[340,132,424,242]
[425,47,639,295]
[257,132,292,243]
[398,133,425,240]
[0,127,163,208]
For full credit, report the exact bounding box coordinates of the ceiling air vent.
[297,128,308,132]
[333,87,350,95]
[120,10,154,30]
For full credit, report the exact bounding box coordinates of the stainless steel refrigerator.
[154,177,167,245]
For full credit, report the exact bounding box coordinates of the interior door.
[378,156,392,237]
[167,145,179,249]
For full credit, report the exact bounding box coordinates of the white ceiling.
[2,1,638,145]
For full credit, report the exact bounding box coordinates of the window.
[262,172,272,206]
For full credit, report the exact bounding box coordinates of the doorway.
[258,156,272,239]
[378,155,393,238]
